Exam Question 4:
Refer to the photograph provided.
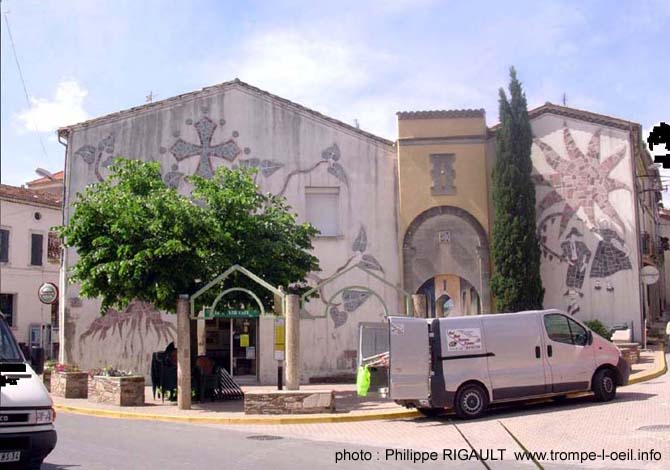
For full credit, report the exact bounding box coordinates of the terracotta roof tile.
[0,184,63,208]
[396,109,486,120]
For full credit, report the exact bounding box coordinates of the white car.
[1,312,57,469]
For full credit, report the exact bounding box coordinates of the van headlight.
[35,409,53,424]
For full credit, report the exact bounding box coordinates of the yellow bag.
[356,365,371,397]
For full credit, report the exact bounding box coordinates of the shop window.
[0,229,8,263]
[31,233,44,266]
[0,294,15,327]
[305,187,340,237]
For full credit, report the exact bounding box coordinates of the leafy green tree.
[58,158,320,313]
[490,67,544,312]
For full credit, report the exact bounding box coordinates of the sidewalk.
[52,348,667,425]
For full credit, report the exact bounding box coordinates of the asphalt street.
[44,413,514,470]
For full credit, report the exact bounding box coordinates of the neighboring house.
[25,171,65,196]
[0,184,63,358]
[56,79,664,381]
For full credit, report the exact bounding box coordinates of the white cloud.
[15,80,89,133]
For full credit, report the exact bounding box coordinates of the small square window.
[305,187,340,237]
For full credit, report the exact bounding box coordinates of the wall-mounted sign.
[37,282,59,305]
[203,307,260,319]
[274,318,285,361]
[640,265,660,285]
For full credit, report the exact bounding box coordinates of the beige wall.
[0,199,61,346]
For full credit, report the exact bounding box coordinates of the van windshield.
[0,316,23,362]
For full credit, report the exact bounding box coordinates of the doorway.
[204,317,258,382]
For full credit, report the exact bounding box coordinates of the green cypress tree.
[490,67,544,312]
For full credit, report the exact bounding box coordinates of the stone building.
[56,80,663,381]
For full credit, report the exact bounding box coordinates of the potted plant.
[88,367,145,406]
[50,364,88,398]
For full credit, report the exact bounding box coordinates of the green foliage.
[584,319,612,341]
[490,67,544,312]
[58,158,320,314]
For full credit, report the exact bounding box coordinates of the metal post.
[285,294,300,390]
[177,294,191,410]
[412,294,427,318]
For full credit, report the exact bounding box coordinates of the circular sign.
[640,266,660,285]
[38,282,59,304]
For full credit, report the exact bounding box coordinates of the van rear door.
[387,317,430,400]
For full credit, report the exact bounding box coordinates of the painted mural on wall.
[78,300,176,373]
[304,224,386,330]
[534,125,633,315]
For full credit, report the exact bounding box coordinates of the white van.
[388,309,629,419]
[0,312,57,469]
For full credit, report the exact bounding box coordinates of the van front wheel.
[592,369,617,402]
[455,384,489,419]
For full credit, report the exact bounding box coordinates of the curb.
[627,349,667,385]
[54,352,666,425]
[53,404,421,425]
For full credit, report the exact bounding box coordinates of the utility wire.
[3,9,50,160]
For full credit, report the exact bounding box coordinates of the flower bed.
[87,368,145,406]
[50,365,88,399]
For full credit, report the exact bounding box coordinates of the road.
[45,356,669,469]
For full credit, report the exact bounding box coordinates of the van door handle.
[547,345,553,357]
[535,346,541,358]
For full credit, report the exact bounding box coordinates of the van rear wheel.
[454,383,488,419]
[592,369,617,402]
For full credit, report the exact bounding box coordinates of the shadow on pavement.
[408,390,657,426]
[41,464,81,469]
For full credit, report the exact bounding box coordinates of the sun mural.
[533,125,630,237]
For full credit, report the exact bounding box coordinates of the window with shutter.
[31,233,44,266]
[0,229,8,263]
[305,187,340,237]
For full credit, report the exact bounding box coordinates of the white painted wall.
[61,83,401,381]
[0,198,61,347]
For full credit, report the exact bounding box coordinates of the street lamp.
[35,168,56,181]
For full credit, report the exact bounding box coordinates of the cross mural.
[170,116,241,178]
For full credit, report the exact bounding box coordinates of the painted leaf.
[328,162,348,186]
[352,226,367,252]
[359,254,384,272]
[163,170,184,189]
[259,159,284,177]
[238,158,260,169]
[329,306,348,328]
[321,143,341,161]
[342,288,371,312]
[100,155,115,169]
[75,145,98,164]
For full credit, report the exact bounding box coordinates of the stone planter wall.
[42,370,51,392]
[244,390,335,415]
[88,376,145,406]
[50,372,88,398]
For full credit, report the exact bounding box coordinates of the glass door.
[231,318,257,380]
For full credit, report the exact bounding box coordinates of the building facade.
[0,184,62,357]
[57,80,664,382]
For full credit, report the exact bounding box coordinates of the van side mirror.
[587,330,593,345]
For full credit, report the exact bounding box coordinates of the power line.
[3,9,50,160]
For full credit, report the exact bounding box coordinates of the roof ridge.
[58,79,394,147]
[397,109,486,120]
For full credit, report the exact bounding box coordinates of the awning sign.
[203,307,260,319]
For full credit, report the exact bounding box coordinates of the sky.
[1,0,669,190]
